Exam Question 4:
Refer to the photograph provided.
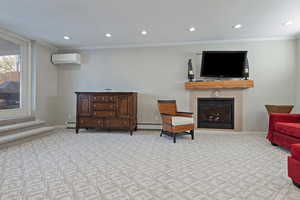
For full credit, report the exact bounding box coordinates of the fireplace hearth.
[197,98,234,129]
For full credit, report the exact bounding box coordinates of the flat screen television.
[200,51,248,78]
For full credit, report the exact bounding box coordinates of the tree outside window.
[0,55,20,110]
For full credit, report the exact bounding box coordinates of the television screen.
[200,51,247,78]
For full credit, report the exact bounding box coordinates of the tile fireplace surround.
[189,89,244,131]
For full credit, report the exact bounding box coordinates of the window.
[0,54,21,110]
[0,29,31,118]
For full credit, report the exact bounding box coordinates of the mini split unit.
[51,53,81,65]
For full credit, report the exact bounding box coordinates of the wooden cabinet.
[75,92,137,135]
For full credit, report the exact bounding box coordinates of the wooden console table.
[75,92,137,135]
[185,80,254,90]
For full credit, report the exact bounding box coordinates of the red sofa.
[267,113,300,149]
[288,144,300,188]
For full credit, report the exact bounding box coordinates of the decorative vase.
[188,59,194,81]
[244,58,249,80]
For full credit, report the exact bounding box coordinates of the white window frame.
[0,28,32,119]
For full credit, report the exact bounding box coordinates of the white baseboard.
[138,124,162,130]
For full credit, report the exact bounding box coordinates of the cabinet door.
[78,95,92,117]
[117,95,132,118]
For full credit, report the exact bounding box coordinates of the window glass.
[0,38,20,110]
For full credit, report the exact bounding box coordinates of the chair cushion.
[291,144,300,161]
[171,116,194,126]
[275,122,300,138]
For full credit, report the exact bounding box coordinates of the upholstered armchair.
[157,100,194,143]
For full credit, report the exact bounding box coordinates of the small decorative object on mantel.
[244,58,249,80]
[188,59,194,82]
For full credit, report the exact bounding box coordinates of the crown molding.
[0,27,31,43]
[59,36,297,51]
[34,40,58,52]
[0,26,59,51]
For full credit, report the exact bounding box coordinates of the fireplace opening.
[197,98,234,129]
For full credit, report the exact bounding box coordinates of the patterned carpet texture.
[0,129,300,200]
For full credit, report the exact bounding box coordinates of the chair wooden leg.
[173,133,176,143]
[191,129,194,140]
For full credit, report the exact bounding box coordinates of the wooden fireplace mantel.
[185,80,254,90]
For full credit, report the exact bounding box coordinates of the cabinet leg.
[76,129,79,134]
[173,133,176,143]
[130,130,133,136]
[191,129,194,140]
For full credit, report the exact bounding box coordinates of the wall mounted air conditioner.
[51,53,81,65]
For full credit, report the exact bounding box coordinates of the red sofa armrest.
[270,113,300,122]
[267,113,300,141]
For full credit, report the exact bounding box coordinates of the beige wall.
[55,39,297,131]
[33,42,59,125]
[295,39,300,112]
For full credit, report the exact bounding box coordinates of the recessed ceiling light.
[283,21,293,26]
[141,30,147,35]
[188,27,196,32]
[105,33,112,38]
[233,24,243,29]
[63,36,71,40]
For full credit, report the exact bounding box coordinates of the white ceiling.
[0,0,300,49]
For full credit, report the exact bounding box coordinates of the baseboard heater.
[66,121,76,129]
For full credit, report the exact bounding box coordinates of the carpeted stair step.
[0,120,45,136]
[0,127,55,145]
[0,116,35,126]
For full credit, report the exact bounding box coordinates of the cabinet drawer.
[78,118,103,127]
[93,103,115,111]
[105,119,130,129]
[93,111,115,117]
[92,95,115,102]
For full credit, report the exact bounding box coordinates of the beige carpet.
[0,129,300,200]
